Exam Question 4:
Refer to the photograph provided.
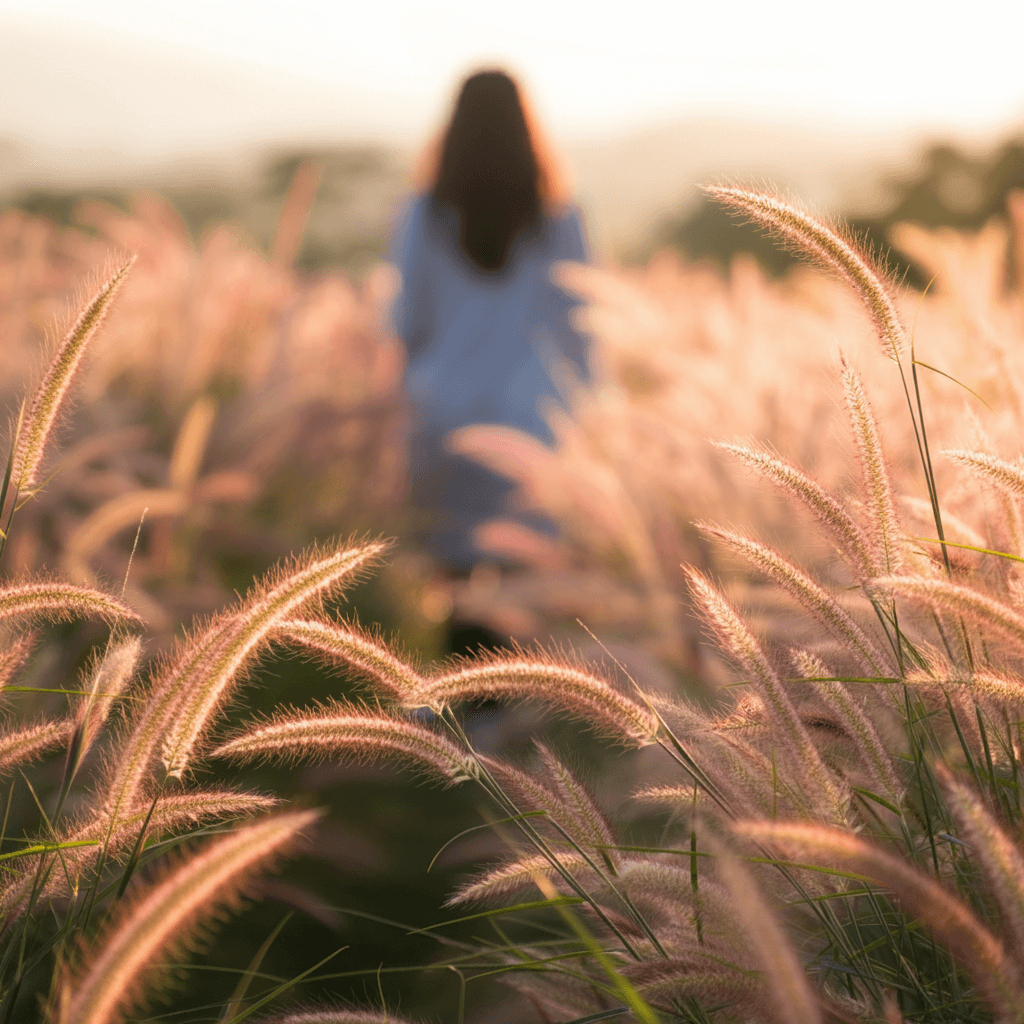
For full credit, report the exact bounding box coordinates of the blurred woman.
[389,69,591,576]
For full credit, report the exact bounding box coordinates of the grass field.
[2,174,1024,1023]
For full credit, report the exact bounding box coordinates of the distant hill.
[3,111,1022,275]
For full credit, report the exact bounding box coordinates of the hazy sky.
[3,0,1024,164]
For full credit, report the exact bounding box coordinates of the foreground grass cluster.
[2,182,1024,1024]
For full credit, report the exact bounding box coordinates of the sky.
[3,0,1024,166]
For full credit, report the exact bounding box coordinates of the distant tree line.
[0,145,404,274]
[651,136,1024,286]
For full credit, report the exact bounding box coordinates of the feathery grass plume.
[637,733,802,818]
[11,256,135,494]
[874,575,1024,653]
[446,850,597,905]
[702,186,905,361]
[481,755,611,848]
[936,763,1024,962]
[944,450,1024,558]
[71,636,142,765]
[653,686,818,816]
[841,355,905,576]
[256,1008,427,1024]
[697,522,892,678]
[211,703,476,784]
[617,861,735,922]
[684,567,845,820]
[413,648,658,747]
[0,789,279,918]
[56,809,320,1024]
[714,441,876,581]
[709,832,822,1024]
[733,819,1024,1017]
[160,539,386,779]
[791,648,903,807]
[277,618,425,701]
[98,605,245,830]
[944,449,1024,501]
[0,628,39,692]
[909,667,1024,706]
[621,955,763,1004]
[0,718,73,775]
[0,581,142,627]
[535,743,617,853]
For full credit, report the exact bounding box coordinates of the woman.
[390,69,591,575]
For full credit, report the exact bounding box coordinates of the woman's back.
[393,193,588,444]
[389,70,591,572]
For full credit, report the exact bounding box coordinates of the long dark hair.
[431,71,543,273]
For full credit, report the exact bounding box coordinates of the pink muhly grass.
[56,809,320,1024]
[277,617,425,701]
[11,257,135,494]
[708,833,822,1024]
[0,581,143,628]
[446,850,597,906]
[697,522,892,678]
[733,819,1024,1016]
[874,575,1024,653]
[684,567,846,821]
[713,441,876,581]
[936,764,1024,963]
[0,629,39,692]
[702,186,905,362]
[412,649,659,747]
[841,355,905,576]
[210,702,476,785]
[159,539,386,779]
[0,718,73,776]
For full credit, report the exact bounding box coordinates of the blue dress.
[389,194,591,571]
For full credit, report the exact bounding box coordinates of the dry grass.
[3,181,1024,1024]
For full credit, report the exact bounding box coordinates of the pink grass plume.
[57,809,321,1024]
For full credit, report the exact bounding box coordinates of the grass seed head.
[0,581,143,629]
[0,718,74,777]
[714,440,876,581]
[12,256,135,493]
[211,702,476,785]
[159,539,386,779]
[703,186,905,362]
[841,355,905,576]
[734,819,1024,1016]
[413,646,659,747]
[57,809,320,1024]
[277,617,425,701]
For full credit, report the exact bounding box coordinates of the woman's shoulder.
[390,193,452,264]
[543,200,584,227]
[539,201,589,262]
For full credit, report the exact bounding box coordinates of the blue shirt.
[389,194,591,570]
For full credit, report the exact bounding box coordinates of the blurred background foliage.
[5,131,1024,282]
[654,134,1024,283]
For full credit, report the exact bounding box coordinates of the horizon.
[3,2,1024,176]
